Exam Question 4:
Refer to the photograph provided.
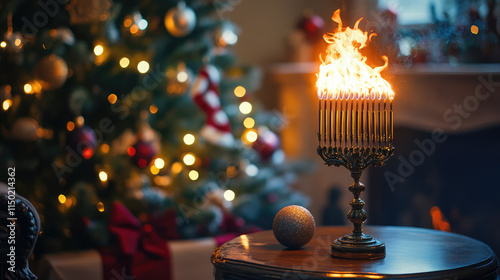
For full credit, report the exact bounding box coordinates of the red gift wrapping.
[100,202,177,280]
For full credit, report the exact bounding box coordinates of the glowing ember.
[316,9,394,101]
[430,206,451,232]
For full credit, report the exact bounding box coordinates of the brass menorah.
[317,92,394,260]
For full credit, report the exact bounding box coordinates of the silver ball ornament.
[164,1,196,37]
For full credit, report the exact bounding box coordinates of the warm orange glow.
[124,18,132,28]
[470,25,479,34]
[101,144,110,153]
[149,104,158,114]
[430,206,451,232]
[316,9,394,101]
[67,121,75,131]
[108,94,117,104]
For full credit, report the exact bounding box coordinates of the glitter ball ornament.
[273,205,315,249]
[164,1,196,37]
[130,139,156,168]
[34,55,68,90]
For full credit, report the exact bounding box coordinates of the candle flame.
[316,9,394,100]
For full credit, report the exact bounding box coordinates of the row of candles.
[318,91,393,149]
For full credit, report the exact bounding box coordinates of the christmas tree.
[0,0,308,254]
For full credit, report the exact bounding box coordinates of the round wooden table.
[212,226,498,279]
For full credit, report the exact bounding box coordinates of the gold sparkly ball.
[273,205,315,249]
[34,55,68,90]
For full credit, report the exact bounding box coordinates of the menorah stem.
[347,170,367,240]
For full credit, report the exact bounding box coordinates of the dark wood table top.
[212,226,498,279]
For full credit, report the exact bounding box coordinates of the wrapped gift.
[37,202,245,280]
[38,237,224,280]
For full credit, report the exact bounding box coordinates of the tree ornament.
[164,1,196,37]
[66,125,97,159]
[165,63,192,95]
[273,205,315,249]
[129,139,157,168]
[67,0,113,25]
[297,10,325,43]
[34,55,68,90]
[253,127,279,160]
[11,118,39,141]
[190,64,234,147]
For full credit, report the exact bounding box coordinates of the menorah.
[317,91,394,260]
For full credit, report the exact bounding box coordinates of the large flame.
[316,9,394,100]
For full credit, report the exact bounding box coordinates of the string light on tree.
[171,162,183,174]
[239,101,252,114]
[154,158,165,169]
[119,57,130,68]
[214,23,239,47]
[234,86,246,97]
[150,165,160,175]
[96,202,105,212]
[183,133,195,145]
[108,94,117,104]
[101,144,110,154]
[24,83,33,94]
[242,129,258,144]
[99,171,108,182]
[66,121,75,131]
[188,170,199,180]
[243,117,255,128]
[471,25,479,34]
[245,164,259,177]
[137,61,150,73]
[183,153,195,166]
[0,41,6,48]
[94,45,104,56]
[149,105,158,114]
[224,190,235,202]
[123,12,147,36]
[58,194,67,204]
[2,99,11,111]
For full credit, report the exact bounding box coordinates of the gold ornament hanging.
[66,0,113,25]
[34,55,68,90]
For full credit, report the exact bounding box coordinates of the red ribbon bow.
[100,202,177,280]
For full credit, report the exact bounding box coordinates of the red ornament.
[297,12,324,43]
[253,127,279,160]
[66,125,97,159]
[130,139,156,168]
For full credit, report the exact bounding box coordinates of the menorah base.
[331,233,386,260]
